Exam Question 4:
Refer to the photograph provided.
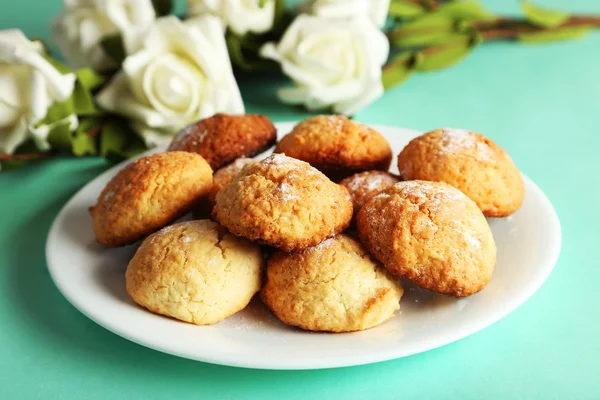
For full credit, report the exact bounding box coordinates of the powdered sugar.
[169,124,208,149]
[273,182,298,201]
[345,172,397,193]
[438,129,495,162]
[102,189,115,202]
[181,236,192,243]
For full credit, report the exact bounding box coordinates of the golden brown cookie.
[126,220,263,325]
[90,152,213,247]
[192,158,256,219]
[397,128,524,217]
[261,235,403,332]
[357,181,497,297]
[339,171,401,218]
[275,115,392,180]
[213,154,353,251]
[168,113,277,170]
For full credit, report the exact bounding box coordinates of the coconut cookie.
[192,158,256,219]
[261,235,403,332]
[90,151,213,247]
[168,113,277,170]
[126,220,263,325]
[339,171,401,218]
[397,128,525,217]
[275,115,392,179]
[357,181,497,297]
[213,154,353,251]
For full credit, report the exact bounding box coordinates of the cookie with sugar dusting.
[397,128,524,217]
[90,152,213,247]
[168,113,277,170]
[275,115,392,180]
[357,181,497,297]
[192,157,256,220]
[213,154,353,251]
[126,220,263,325]
[339,170,402,219]
[261,234,403,332]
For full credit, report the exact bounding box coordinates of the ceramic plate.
[46,122,561,370]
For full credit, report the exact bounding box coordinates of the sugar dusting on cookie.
[438,129,495,162]
[345,172,397,193]
[273,182,298,201]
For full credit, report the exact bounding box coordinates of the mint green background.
[1,1,600,399]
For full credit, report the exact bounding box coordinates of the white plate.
[46,122,561,370]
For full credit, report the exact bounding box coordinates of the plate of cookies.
[46,114,561,370]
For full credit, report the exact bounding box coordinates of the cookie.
[90,152,213,247]
[213,154,353,251]
[126,220,263,325]
[192,157,256,219]
[168,113,277,170]
[357,181,497,297]
[339,171,401,218]
[397,128,525,217]
[261,235,403,332]
[275,115,392,180]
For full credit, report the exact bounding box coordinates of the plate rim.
[45,122,562,370]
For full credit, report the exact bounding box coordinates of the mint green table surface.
[1,1,599,399]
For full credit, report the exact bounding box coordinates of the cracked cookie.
[126,220,263,325]
[339,170,401,219]
[357,181,497,297]
[213,154,353,251]
[168,113,277,170]
[192,158,256,220]
[274,115,392,180]
[261,234,403,332]
[90,151,213,247]
[397,128,525,217]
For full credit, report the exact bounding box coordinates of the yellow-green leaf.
[390,14,458,47]
[521,1,569,28]
[72,118,100,157]
[388,0,425,18]
[518,25,593,43]
[416,35,474,71]
[438,0,495,21]
[382,52,422,89]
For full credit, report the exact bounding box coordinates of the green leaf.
[521,1,569,28]
[72,118,100,156]
[390,14,460,47]
[151,0,173,16]
[0,140,43,171]
[100,120,129,157]
[415,34,476,71]
[36,99,75,127]
[100,34,126,64]
[438,0,495,21]
[382,52,421,89]
[388,0,426,18]
[72,68,105,116]
[518,25,593,43]
[76,68,105,91]
[226,31,277,71]
[46,119,75,152]
[258,0,269,7]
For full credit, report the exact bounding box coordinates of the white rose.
[96,16,245,147]
[302,0,390,27]
[51,0,156,69]
[187,0,276,36]
[0,30,76,154]
[260,15,389,116]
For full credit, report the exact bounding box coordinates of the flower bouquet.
[1,0,598,169]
